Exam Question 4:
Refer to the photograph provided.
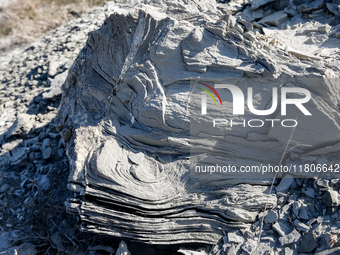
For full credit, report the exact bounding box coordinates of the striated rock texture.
[56,0,340,245]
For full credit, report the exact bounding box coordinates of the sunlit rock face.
[56,0,340,244]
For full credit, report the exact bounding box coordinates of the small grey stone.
[279,229,301,246]
[58,138,64,148]
[336,221,340,228]
[57,148,64,157]
[42,138,51,148]
[48,58,66,77]
[288,194,299,202]
[228,232,245,243]
[37,175,50,191]
[236,17,253,32]
[43,71,68,99]
[244,32,256,42]
[284,6,298,16]
[303,188,315,198]
[276,175,294,193]
[317,179,329,188]
[258,11,287,27]
[323,190,340,207]
[280,204,291,219]
[264,210,278,224]
[314,247,340,255]
[273,220,293,237]
[331,213,338,220]
[250,0,273,10]
[278,196,285,204]
[294,219,309,232]
[2,114,34,138]
[299,206,310,220]
[284,247,293,255]
[0,184,11,193]
[42,147,52,159]
[324,232,333,247]
[292,201,301,217]
[326,3,340,16]
[223,235,228,244]
[244,231,255,239]
[29,152,35,162]
[10,147,29,165]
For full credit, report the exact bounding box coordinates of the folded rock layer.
[56,0,340,244]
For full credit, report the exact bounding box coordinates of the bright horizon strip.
[200,82,223,106]
[198,88,217,106]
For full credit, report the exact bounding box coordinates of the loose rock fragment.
[37,175,50,191]
[279,229,301,246]
[43,71,68,100]
[294,219,309,232]
[273,221,293,237]
[41,138,52,159]
[314,247,340,255]
[258,11,287,27]
[227,232,245,244]
[303,188,315,198]
[264,210,278,224]
[276,175,294,193]
[326,3,340,16]
[323,190,340,207]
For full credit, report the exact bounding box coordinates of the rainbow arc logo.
[198,83,222,106]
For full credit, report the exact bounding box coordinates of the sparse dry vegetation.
[0,0,107,52]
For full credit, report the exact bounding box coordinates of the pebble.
[294,219,310,232]
[264,210,278,224]
[298,232,318,253]
[303,188,315,198]
[276,175,294,193]
[299,206,310,220]
[273,220,293,237]
[284,247,294,255]
[42,147,52,159]
[292,201,301,217]
[322,190,340,208]
[37,175,50,191]
[227,232,245,243]
[279,204,291,218]
[279,229,301,246]
[57,148,64,157]
[314,247,340,255]
[0,184,11,193]
[288,194,298,202]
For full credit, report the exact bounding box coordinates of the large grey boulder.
[56,0,340,245]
